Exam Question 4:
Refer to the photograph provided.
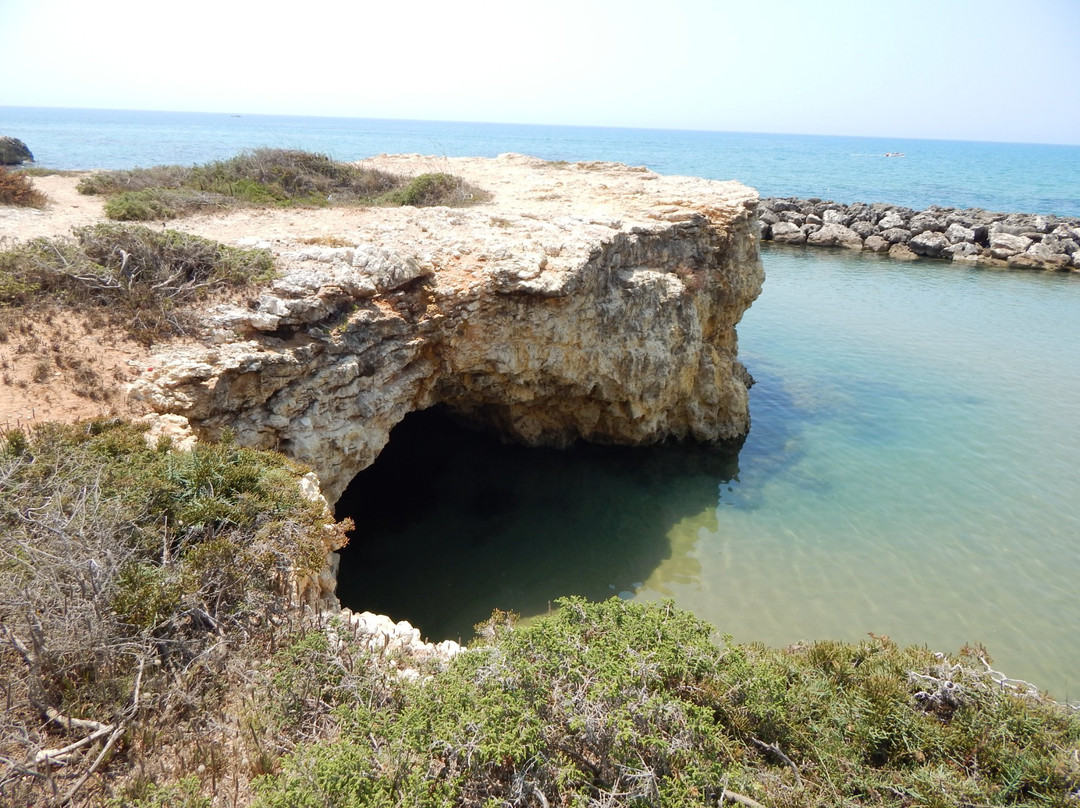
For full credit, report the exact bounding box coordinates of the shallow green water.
[337,248,1080,699]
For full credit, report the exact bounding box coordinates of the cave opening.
[334,405,741,643]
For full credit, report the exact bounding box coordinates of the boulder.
[944,223,975,244]
[879,227,913,244]
[823,208,853,226]
[779,211,806,225]
[942,241,981,261]
[989,231,1033,259]
[769,221,807,244]
[851,220,878,239]
[908,213,943,235]
[877,211,906,230]
[888,243,919,260]
[807,223,863,250]
[0,136,33,165]
[909,230,950,258]
[863,234,891,253]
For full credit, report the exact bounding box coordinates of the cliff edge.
[124,154,763,504]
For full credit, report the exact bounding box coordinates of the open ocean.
[2,106,1079,216]
[6,107,1080,698]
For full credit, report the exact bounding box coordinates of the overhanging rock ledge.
[130,154,764,506]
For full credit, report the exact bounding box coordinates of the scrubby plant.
[0,223,275,342]
[0,167,48,208]
[380,171,484,207]
[254,598,1080,808]
[76,149,488,220]
[0,420,349,806]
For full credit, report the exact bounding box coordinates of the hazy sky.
[2,0,1078,144]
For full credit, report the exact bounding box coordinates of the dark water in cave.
[335,408,740,643]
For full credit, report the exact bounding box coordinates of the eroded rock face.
[130,155,763,505]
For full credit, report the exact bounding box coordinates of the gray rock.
[908,213,942,235]
[1041,235,1077,256]
[889,243,919,260]
[805,213,824,226]
[758,209,779,226]
[851,220,879,239]
[0,136,33,165]
[988,232,1033,258]
[864,234,891,253]
[779,211,806,225]
[879,227,913,244]
[823,208,853,226]
[944,223,975,244]
[942,241,981,261]
[877,212,906,230]
[770,221,807,244]
[909,230,950,258]
[801,223,822,236]
[807,223,863,250]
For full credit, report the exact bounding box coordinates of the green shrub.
[379,171,485,207]
[254,598,1080,808]
[77,149,488,219]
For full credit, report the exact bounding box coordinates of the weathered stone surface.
[944,222,976,244]
[0,136,33,165]
[863,234,891,253]
[769,221,806,244]
[908,213,943,235]
[909,230,950,258]
[889,243,919,260]
[130,155,764,505]
[807,223,863,249]
[880,227,913,244]
[989,231,1033,258]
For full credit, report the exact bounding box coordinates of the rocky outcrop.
[130,154,763,506]
[758,197,1080,271]
[0,136,33,165]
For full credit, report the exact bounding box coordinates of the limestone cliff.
[130,154,763,505]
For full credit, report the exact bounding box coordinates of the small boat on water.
[884,151,905,158]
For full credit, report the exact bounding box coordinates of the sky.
[2,0,1079,145]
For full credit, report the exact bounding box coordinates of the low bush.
[379,172,485,207]
[0,168,48,208]
[77,149,488,220]
[0,224,275,342]
[255,598,1080,808]
[0,420,349,806]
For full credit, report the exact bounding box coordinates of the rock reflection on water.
[335,406,739,643]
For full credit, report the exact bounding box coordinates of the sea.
[5,107,1080,699]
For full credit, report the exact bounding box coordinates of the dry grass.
[0,169,48,208]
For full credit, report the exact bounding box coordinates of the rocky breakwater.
[758,197,1080,271]
[130,154,763,598]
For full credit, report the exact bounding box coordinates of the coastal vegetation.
[0,168,48,209]
[0,224,275,343]
[75,148,489,221]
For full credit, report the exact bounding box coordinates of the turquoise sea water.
[3,106,1079,216]
[337,249,1080,699]
[6,108,1079,696]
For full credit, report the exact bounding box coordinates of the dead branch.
[750,736,802,786]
